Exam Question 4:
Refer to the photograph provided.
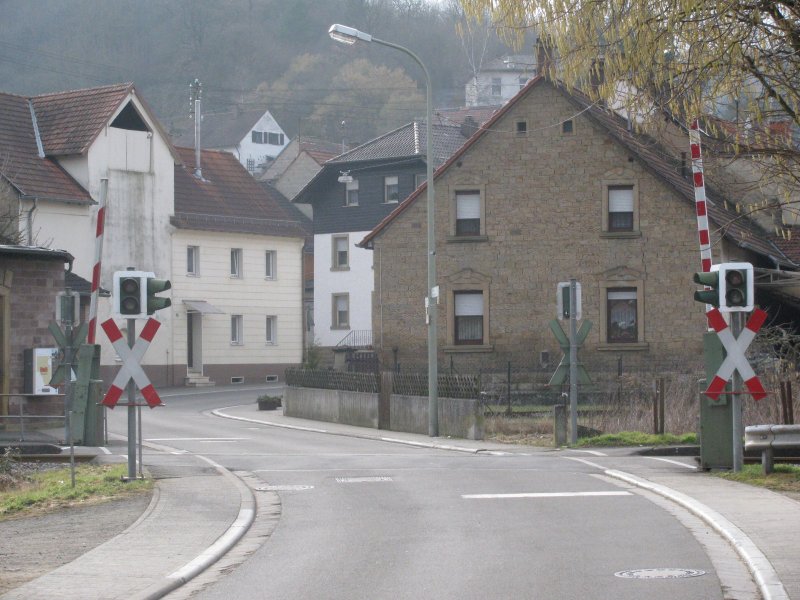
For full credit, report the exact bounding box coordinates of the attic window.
[110,102,149,132]
[516,121,528,136]
[562,119,574,135]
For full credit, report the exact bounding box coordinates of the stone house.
[0,245,72,416]
[360,76,794,374]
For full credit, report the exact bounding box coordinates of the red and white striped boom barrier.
[88,178,108,343]
[690,120,713,274]
[101,318,163,408]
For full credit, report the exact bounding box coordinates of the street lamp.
[329,24,439,437]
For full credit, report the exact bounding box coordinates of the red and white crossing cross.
[101,318,163,408]
[705,308,768,401]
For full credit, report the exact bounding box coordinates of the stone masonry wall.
[371,81,752,375]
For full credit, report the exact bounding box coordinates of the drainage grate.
[615,568,706,580]
[335,476,393,483]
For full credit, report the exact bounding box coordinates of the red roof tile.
[0,92,91,203]
[173,147,307,238]
[31,83,133,156]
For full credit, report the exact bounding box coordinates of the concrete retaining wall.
[284,387,483,440]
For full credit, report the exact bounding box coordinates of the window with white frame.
[231,315,243,345]
[231,248,243,277]
[608,185,635,232]
[187,245,199,275]
[251,131,263,144]
[415,173,427,187]
[345,179,359,206]
[267,132,285,145]
[265,316,277,344]
[332,293,349,329]
[332,235,349,269]
[384,175,399,203]
[455,190,482,236]
[265,250,276,279]
[454,291,484,345]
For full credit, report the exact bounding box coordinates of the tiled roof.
[31,83,133,156]
[172,146,307,238]
[171,107,272,149]
[360,77,793,267]
[327,122,467,168]
[0,92,92,203]
[301,139,342,165]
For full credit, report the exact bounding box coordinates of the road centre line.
[645,456,698,470]
[463,491,633,499]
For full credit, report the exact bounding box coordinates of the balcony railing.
[336,329,373,349]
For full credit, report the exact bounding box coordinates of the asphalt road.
[107,386,733,600]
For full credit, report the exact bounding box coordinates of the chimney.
[190,79,203,179]
[460,115,479,138]
[536,38,553,78]
[590,57,605,96]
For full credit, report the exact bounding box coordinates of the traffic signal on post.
[113,271,148,318]
[146,277,172,315]
[693,265,720,307]
[693,262,754,312]
[718,262,754,312]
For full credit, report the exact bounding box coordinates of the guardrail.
[744,424,800,474]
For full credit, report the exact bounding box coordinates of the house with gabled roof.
[171,106,289,175]
[0,82,179,387]
[260,137,342,209]
[294,121,469,356]
[359,76,795,373]
[171,147,307,385]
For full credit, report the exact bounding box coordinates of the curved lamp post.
[329,24,438,437]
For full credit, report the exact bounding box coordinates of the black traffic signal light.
[719,262,754,312]
[146,277,172,314]
[113,271,148,318]
[693,267,720,307]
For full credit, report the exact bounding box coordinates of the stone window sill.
[446,235,489,243]
[600,231,641,239]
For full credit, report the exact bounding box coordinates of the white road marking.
[569,449,608,456]
[146,437,249,442]
[564,456,607,470]
[645,456,698,470]
[463,491,633,499]
[97,446,112,455]
[336,476,393,483]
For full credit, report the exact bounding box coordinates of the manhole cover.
[335,476,393,483]
[615,568,706,580]
[255,485,313,491]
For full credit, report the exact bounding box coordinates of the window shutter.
[455,292,483,316]
[608,289,637,301]
[456,193,481,219]
[609,187,633,212]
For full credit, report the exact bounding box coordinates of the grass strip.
[576,431,697,447]
[715,463,800,494]
[0,463,152,519]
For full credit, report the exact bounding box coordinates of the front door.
[187,312,203,373]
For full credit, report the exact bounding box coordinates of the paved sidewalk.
[1,448,252,600]
[220,403,800,600]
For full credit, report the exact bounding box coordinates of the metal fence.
[0,394,65,443]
